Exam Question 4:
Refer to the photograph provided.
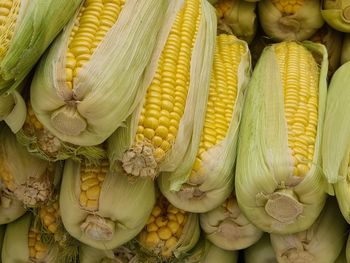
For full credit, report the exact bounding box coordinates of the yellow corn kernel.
[272,0,304,14]
[65,0,125,90]
[275,42,319,177]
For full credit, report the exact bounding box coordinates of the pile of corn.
[2,0,350,262]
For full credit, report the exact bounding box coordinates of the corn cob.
[236,41,328,234]
[259,0,324,41]
[138,195,200,260]
[322,0,350,32]
[244,234,277,263]
[0,126,59,224]
[199,193,263,250]
[158,33,250,213]
[59,158,155,250]
[322,61,350,221]
[16,102,105,162]
[107,0,216,179]
[270,198,347,263]
[212,0,257,43]
[30,0,170,147]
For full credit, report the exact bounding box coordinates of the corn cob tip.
[122,141,159,179]
[80,214,115,241]
[259,190,303,224]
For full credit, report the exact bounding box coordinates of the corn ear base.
[30,0,169,147]
[158,36,250,213]
[199,194,263,250]
[322,0,350,32]
[259,0,324,41]
[341,34,350,64]
[59,160,155,250]
[235,41,328,234]
[270,198,347,263]
[244,234,277,263]
[107,0,216,180]
[0,0,82,94]
[322,61,350,221]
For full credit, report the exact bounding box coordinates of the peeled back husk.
[59,159,155,250]
[235,41,328,234]
[322,61,350,221]
[107,0,217,180]
[212,0,257,43]
[30,0,170,147]
[158,35,250,213]
[0,126,60,224]
[341,34,350,64]
[322,0,350,32]
[259,0,324,41]
[270,198,347,263]
[0,90,26,133]
[244,234,277,263]
[0,0,82,94]
[199,193,263,250]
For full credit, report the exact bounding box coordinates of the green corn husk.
[183,238,238,263]
[335,243,347,263]
[157,35,250,213]
[341,34,350,64]
[322,0,350,32]
[309,24,343,77]
[30,0,170,147]
[1,212,74,263]
[199,193,263,250]
[0,90,26,133]
[211,0,257,43]
[235,41,328,234]
[259,0,324,41]
[270,198,347,263]
[107,0,216,180]
[0,126,61,224]
[16,102,106,163]
[346,234,350,263]
[0,0,82,94]
[59,159,155,250]
[244,234,277,263]
[322,61,350,221]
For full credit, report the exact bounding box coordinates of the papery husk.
[244,234,277,263]
[322,61,350,222]
[0,0,82,94]
[1,213,66,263]
[107,0,216,180]
[60,159,155,250]
[157,37,250,213]
[322,0,350,32]
[199,193,263,250]
[259,0,324,41]
[235,41,328,234]
[341,34,350,64]
[270,198,347,263]
[0,126,59,224]
[31,0,170,147]
[213,0,257,43]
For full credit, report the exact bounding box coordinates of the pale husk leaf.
[270,198,347,263]
[158,37,250,213]
[1,90,26,133]
[0,0,82,94]
[244,234,277,263]
[259,0,324,41]
[31,0,169,147]
[235,41,328,234]
[60,160,155,250]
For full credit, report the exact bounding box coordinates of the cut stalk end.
[80,215,115,241]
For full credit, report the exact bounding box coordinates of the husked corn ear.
[113,0,216,180]
[235,41,328,234]
[276,42,319,178]
[60,159,155,250]
[0,0,21,60]
[30,0,170,146]
[259,0,324,41]
[139,196,199,259]
[158,34,250,213]
[16,102,106,162]
[78,160,108,211]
